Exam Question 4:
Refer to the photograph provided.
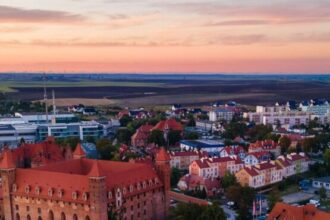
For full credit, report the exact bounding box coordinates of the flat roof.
[180,139,224,148]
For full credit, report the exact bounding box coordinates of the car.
[309,199,320,207]
[227,201,235,207]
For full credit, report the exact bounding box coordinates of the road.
[221,205,237,220]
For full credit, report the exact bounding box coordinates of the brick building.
[0,141,170,220]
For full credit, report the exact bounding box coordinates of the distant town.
[0,88,330,220]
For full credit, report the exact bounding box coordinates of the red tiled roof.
[152,118,183,131]
[73,143,86,157]
[242,167,259,177]
[249,140,277,150]
[267,202,330,220]
[0,150,15,169]
[156,148,170,161]
[254,162,277,171]
[14,158,160,203]
[248,151,270,159]
[194,160,210,169]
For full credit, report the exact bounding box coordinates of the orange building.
[0,142,170,220]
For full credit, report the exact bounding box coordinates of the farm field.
[1,74,330,107]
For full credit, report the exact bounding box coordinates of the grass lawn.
[280,185,300,196]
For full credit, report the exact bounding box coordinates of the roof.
[170,151,200,157]
[242,167,259,177]
[14,158,161,203]
[313,176,330,184]
[254,162,277,171]
[194,160,210,169]
[152,118,183,131]
[73,143,86,157]
[248,151,270,159]
[0,150,15,169]
[180,139,225,148]
[267,202,330,220]
[156,148,170,161]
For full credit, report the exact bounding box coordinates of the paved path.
[282,191,315,204]
[220,205,237,220]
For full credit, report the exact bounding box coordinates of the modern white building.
[180,139,225,154]
[209,109,234,122]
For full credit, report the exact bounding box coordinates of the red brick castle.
[0,138,170,220]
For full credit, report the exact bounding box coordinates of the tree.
[221,171,238,189]
[96,138,118,160]
[279,136,291,154]
[268,188,282,210]
[186,114,196,127]
[168,202,226,220]
[119,115,132,127]
[302,138,319,153]
[323,149,330,169]
[185,132,199,140]
[116,128,132,145]
[171,168,181,188]
[168,130,182,146]
[148,130,165,146]
[224,122,248,139]
[320,187,327,200]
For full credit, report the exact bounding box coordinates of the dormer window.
[48,188,54,197]
[155,177,159,184]
[82,192,89,201]
[143,181,146,189]
[72,191,78,200]
[12,184,17,192]
[137,183,141,190]
[25,185,30,194]
[130,185,134,193]
[149,180,153,186]
[35,186,41,195]
[58,189,64,198]
[108,191,112,199]
[123,187,127,195]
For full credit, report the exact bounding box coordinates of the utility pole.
[43,73,49,123]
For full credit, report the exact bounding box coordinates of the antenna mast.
[43,73,49,123]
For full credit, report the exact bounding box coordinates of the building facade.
[0,143,170,220]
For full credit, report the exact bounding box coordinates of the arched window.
[27,215,31,220]
[38,216,42,220]
[61,212,66,220]
[73,214,78,220]
[48,210,54,220]
[85,216,90,220]
[15,213,20,220]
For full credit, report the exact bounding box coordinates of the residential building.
[209,109,234,122]
[248,140,281,157]
[189,156,244,178]
[267,203,330,220]
[219,145,246,160]
[131,124,153,147]
[312,176,330,190]
[0,145,170,220]
[177,174,220,197]
[0,124,38,148]
[275,153,310,178]
[169,151,207,170]
[235,161,282,188]
[244,151,271,165]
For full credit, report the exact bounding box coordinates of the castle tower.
[88,161,108,220]
[73,143,86,159]
[155,147,171,216]
[0,150,16,220]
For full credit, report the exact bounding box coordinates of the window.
[48,211,54,220]
[58,189,64,198]
[61,212,66,220]
[15,213,20,220]
[38,208,41,214]
[85,216,91,220]
[26,206,30,211]
[73,214,78,220]
[27,215,31,220]
[72,191,78,200]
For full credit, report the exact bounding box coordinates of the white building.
[209,109,234,122]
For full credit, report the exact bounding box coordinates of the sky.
[1,0,330,73]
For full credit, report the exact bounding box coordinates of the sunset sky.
[1,0,330,73]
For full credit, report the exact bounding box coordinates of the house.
[286,152,310,173]
[152,118,183,132]
[189,159,218,178]
[177,174,220,197]
[219,145,246,160]
[131,124,153,147]
[312,176,330,190]
[244,151,271,165]
[189,156,244,178]
[235,161,283,188]
[248,140,281,157]
[235,167,265,188]
[169,151,207,170]
[276,156,295,178]
[267,202,330,220]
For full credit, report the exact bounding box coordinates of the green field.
[0,80,164,93]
